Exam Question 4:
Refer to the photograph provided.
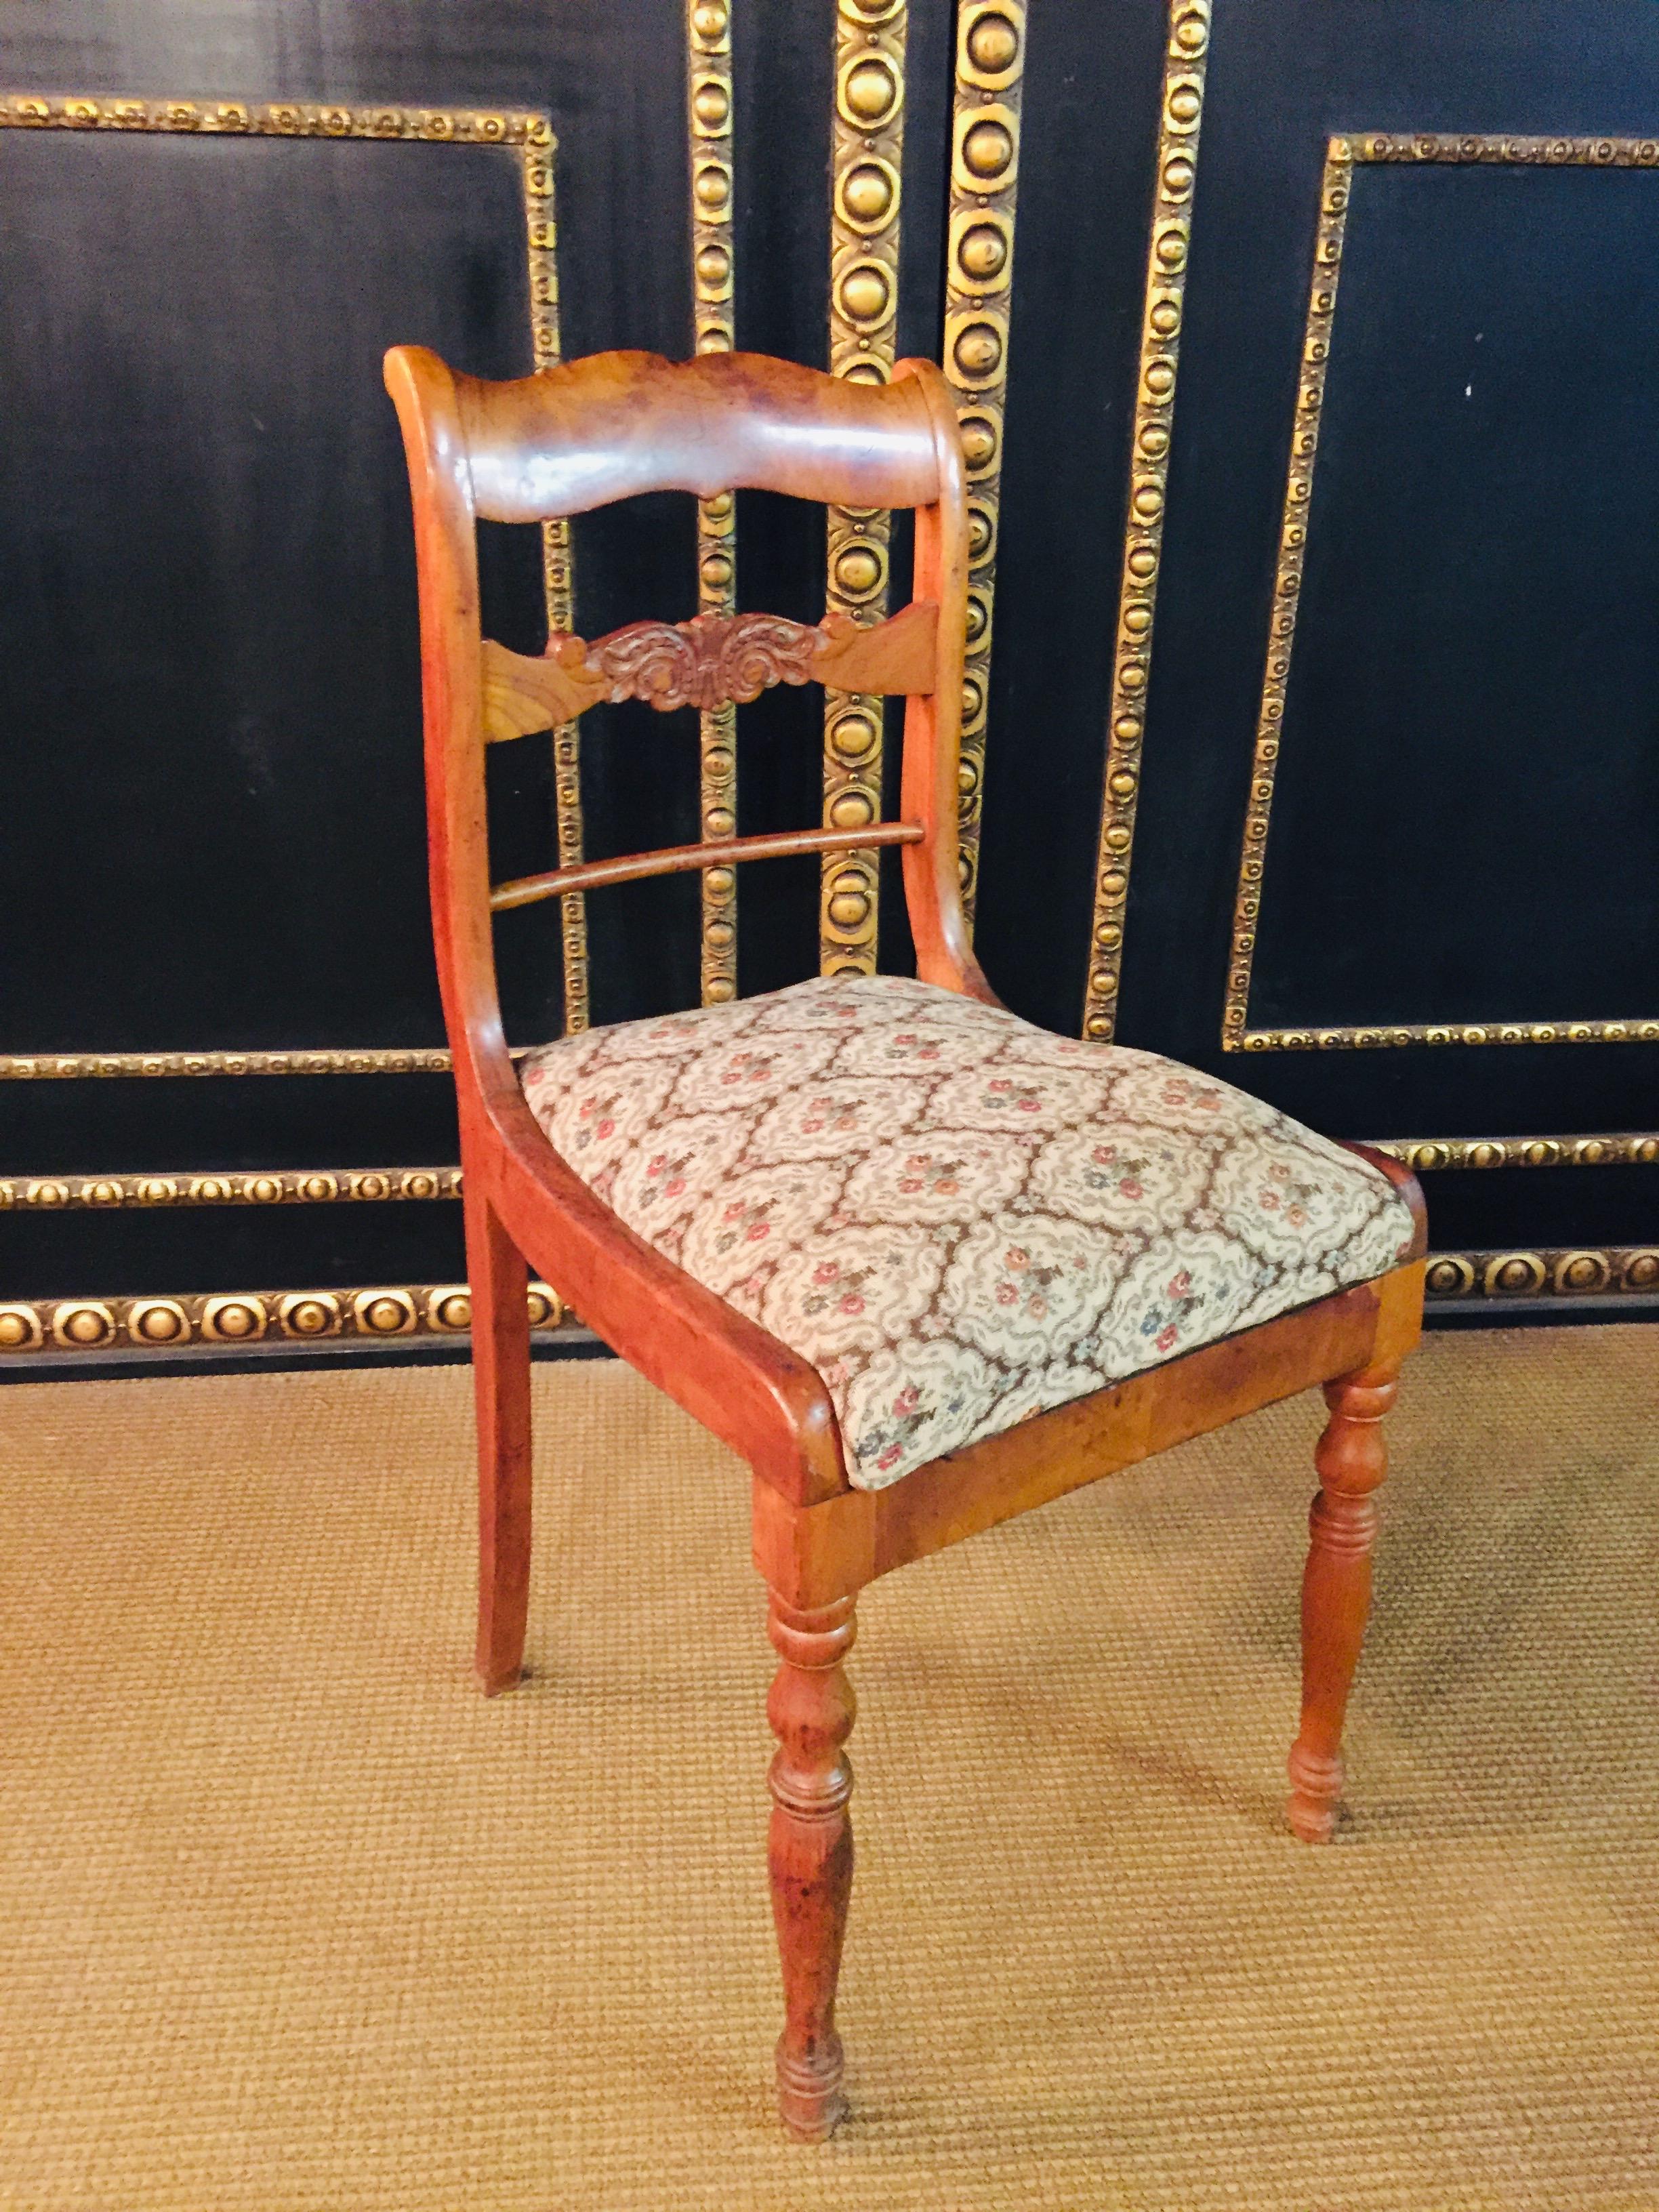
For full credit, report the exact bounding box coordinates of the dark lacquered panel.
[1255,157,1659,1033]
[1,1193,466,1305]
[973,0,1170,1036]
[1117,0,1659,1169]
[0,128,542,1055]
[728,0,836,1009]
[3,0,1657,1328]
[729,0,949,1002]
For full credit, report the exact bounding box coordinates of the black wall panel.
[1,128,548,1055]
[1255,161,1659,1036]
[3,0,1657,1351]
[976,0,1171,1038]
[1112,0,1659,1264]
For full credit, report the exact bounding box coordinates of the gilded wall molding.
[820,0,907,976]
[0,94,542,144]
[1233,1016,1659,1054]
[0,1047,454,1080]
[7,1134,1650,1211]
[687,0,741,1006]
[1081,0,1210,1040]
[943,0,1025,924]
[1424,1246,1659,1301]
[523,131,586,1035]
[0,1279,570,1355]
[0,1168,459,1210]
[1225,131,1659,1055]
[1370,1132,1659,1174]
[7,1250,1647,1359]
[0,90,590,1045]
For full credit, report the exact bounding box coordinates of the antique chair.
[384,343,1427,2142]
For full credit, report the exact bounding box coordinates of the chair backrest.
[382,345,987,1117]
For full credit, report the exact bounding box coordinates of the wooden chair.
[384,344,1427,2142]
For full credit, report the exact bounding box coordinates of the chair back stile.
[894,360,980,997]
[383,344,508,1126]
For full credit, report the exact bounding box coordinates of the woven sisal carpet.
[0,1327,1654,2210]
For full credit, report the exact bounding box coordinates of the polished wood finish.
[490,822,922,913]
[480,600,938,741]
[815,598,940,696]
[751,1262,1425,1613]
[386,344,852,1519]
[480,635,609,735]
[385,341,1429,2137]
[453,348,944,518]
[766,1593,857,2142]
[893,356,995,1006]
[463,1179,533,1694]
[1286,1357,1401,1843]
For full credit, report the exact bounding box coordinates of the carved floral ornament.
[481,602,937,740]
[569,610,824,714]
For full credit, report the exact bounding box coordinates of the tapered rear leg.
[1286,1358,1400,1842]
[766,1592,857,2139]
[464,1181,533,1694]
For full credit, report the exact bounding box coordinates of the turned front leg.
[1287,1361,1399,1843]
[766,1592,856,2140]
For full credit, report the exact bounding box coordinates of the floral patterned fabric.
[519,975,1416,1492]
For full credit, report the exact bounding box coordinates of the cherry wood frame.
[384,343,1427,2142]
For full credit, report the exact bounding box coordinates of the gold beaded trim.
[7,1250,1651,1356]
[0,1048,455,1079]
[1081,0,1210,1039]
[0,1280,569,1355]
[943,0,1025,925]
[687,0,741,1004]
[1225,131,1659,1053]
[0,1168,459,1210]
[11,1134,1654,1212]
[1235,1019,1659,1053]
[0,94,546,143]
[519,130,586,1034]
[1425,1248,1659,1300]
[1370,1134,1659,1173]
[8,1137,1651,1214]
[821,0,907,976]
[0,90,587,1042]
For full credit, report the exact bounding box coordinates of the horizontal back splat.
[489,822,924,912]
[482,600,938,739]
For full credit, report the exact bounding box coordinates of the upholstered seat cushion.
[519,975,1416,1492]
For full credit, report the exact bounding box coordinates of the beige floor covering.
[0,1327,1654,2211]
